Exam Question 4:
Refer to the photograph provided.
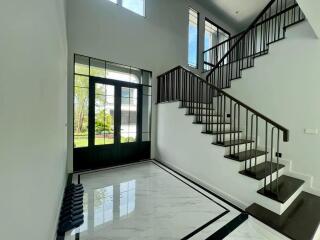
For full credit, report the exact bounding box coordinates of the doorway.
[73,55,151,171]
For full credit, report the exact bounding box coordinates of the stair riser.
[196,116,222,122]
[183,103,214,108]
[256,185,304,216]
[196,115,231,122]
[257,168,286,189]
[238,155,267,168]
[202,124,232,132]
[187,109,216,115]
[213,132,243,142]
[224,143,256,155]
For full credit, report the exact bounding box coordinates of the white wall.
[66,0,236,171]
[226,21,320,190]
[296,0,320,38]
[0,0,68,239]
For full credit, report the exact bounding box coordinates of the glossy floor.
[64,161,286,240]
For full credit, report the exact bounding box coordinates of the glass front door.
[73,76,150,171]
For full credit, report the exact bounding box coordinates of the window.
[121,87,138,143]
[107,0,145,17]
[122,0,145,16]
[188,8,199,68]
[204,19,230,70]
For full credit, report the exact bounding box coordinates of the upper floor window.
[188,8,199,68]
[107,0,145,17]
[204,19,230,51]
[204,19,230,69]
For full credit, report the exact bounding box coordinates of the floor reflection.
[120,180,136,218]
[94,186,114,227]
[72,180,136,235]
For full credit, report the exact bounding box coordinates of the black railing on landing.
[157,66,289,198]
[203,0,305,88]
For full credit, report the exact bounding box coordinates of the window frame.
[107,0,146,17]
[72,54,152,149]
[204,17,230,51]
[188,7,200,69]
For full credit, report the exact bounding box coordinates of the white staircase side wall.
[156,102,292,214]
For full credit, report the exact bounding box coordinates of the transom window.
[107,0,145,17]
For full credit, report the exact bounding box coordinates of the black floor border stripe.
[181,211,229,240]
[153,159,244,212]
[152,161,229,211]
[76,159,150,179]
[205,213,248,240]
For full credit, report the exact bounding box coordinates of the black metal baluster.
[270,127,275,192]
[229,100,233,154]
[237,104,241,155]
[245,110,248,171]
[223,95,226,142]
[250,115,254,168]
[255,116,258,168]
[276,128,280,195]
[264,121,268,190]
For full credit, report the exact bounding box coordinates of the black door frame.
[88,76,143,147]
[73,76,150,171]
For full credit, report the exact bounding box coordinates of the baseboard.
[154,158,247,211]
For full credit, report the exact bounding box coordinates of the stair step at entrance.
[239,162,285,180]
[257,175,305,204]
[212,139,253,147]
[225,149,267,162]
[246,192,320,240]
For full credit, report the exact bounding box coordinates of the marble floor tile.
[65,161,287,240]
[65,161,227,240]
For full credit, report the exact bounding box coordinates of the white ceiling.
[195,0,270,32]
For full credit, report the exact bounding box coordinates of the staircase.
[157,1,320,239]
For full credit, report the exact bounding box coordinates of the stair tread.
[257,175,305,203]
[213,139,253,147]
[193,121,230,124]
[186,113,220,117]
[239,161,285,180]
[202,130,242,135]
[246,192,320,240]
[225,149,267,162]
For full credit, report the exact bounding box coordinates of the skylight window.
[107,0,145,17]
[122,0,145,16]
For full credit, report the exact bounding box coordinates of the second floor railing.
[204,0,305,88]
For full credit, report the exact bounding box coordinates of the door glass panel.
[95,84,115,145]
[74,76,89,148]
[121,87,137,143]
